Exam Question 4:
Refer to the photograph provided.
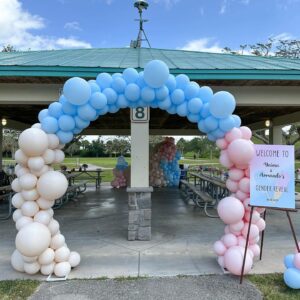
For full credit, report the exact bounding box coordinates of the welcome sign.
[250,144,295,209]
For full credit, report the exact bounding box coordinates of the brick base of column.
[127,187,153,241]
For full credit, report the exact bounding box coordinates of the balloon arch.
[10,60,264,278]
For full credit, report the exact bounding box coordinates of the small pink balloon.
[230,220,245,233]
[223,233,238,248]
[228,168,245,181]
[225,128,243,143]
[217,256,225,268]
[255,218,266,232]
[236,190,248,201]
[242,223,260,240]
[227,139,255,166]
[238,236,246,247]
[245,168,250,178]
[216,138,228,150]
[226,179,239,193]
[240,126,252,140]
[213,240,227,256]
[217,197,245,225]
[235,164,249,170]
[256,207,265,214]
[249,244,260,257]
[243,198,251,211]
[219,152,234,168]
[224,225,230,234]
[239,177,250,193]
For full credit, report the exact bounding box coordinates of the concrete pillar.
[269,125,283,145]
[127,107,152,241]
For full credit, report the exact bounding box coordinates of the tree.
[2,45,16,52]
[2,129,19,158]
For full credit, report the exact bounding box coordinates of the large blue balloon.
[219,116,235,132]
[155,86,169,101]
[125,83,140,102]
[171,89,185,105]
[48,102,63,118]
[144,60,169,88]
[204,115,218,131]
[111,77,126,93]
[184,82,200,100]
[123,68,139,84]
[96,73,112,89]
[141,87,155,103]
[187,98,203,114]
[176,74,190,89]
[58,115,75,131]
[41,116,59,134]
[63,77,91,106]
[284,268,300,289]
[102,88,117,105]
[90,92,107,110]
[56,130,73,144]
[77,103,97,121]
[210,91,236,118]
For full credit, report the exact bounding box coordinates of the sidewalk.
[29,275,262,300]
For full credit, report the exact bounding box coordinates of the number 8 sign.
[131,107,149,122]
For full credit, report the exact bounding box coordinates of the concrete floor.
[0,186,299,280]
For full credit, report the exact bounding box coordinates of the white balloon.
[48,219,60,236]
[15,149,28,166]
[46,208,54,218]
[18,128,48,157]
[11,178,22,193]
[16,167,30,178]
[47,134,60,150]
[31,165,49,177]
[21,201,39,217]
[13,209,23,222]
[69,251,80,268]
[37,197,54,210]
[16,216,33,231]
[24,262,40,274]
[38,248,55,265]
[28,157,45,171]
[34,210,51,225]
[12,193,25,209]
[19,174,37,190]
[41,262,55,275]
[31,123,42,129]
[54,262,71,277]
[15,164,22,174]
[22,255,37,263]
[53,150,65,164]
[50,234,65,250]
[42,149,55,164]
[55,246,70,263]
[57,144,65,150]
[21,189,39,201]
[16,222,51,257]
[37,171,68,201]
[11,249,24,272]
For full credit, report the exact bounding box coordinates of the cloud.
[153,0,181,9]
[0,0,91,50]
[270,32,294,41]
[219,0,250,14]
[180,38,223,53]
[64,21,82,31]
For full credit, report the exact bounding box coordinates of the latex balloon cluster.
[213,127,265,275]
[11,127,80,277]
[149,137,181,187]
[111,156,129,188]
[283,246,300,289]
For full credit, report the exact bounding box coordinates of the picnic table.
[0,185,13,220]
[72,169,103,189]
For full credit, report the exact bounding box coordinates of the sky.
[1,0,300,52]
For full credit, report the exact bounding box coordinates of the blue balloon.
[158,96,171,110]
[112,73,122,79]
[108,105,119,114]
[136,72,146,89]
[165,74,176,93]
[184,82,200,100]
[62,101,77,116]
[63,77,91,106]
[97,105,109,116]
[198,120,209,133]
[73,127,82,134]
[77,103,97,121]
[200,103,210,118]
[232,114,242,128]
[187,98,203,114]
[198,86,213,103]
[141,87,155,103]
[187,113,200,123]
[176,74,190,89]
[111,77,126,93]
[59,95,67,104]
[204,115,218,131]
[219,116,235,132]
[89,92,107,110]
[210,91,236,118]
[48,102,63,118]
[102,88,117,105]
[116,94,129,108]
[167,105,177,114]
[38,109,48,122]
[150,101,159,108]
[176,102,188,117]
[144,60,169,88]
[88,80,101,93]
[96,73,112,89]
[284,254,295,268]
[58,115,75,131]
[125,83,140,102]
[171,89,185,105]
[123,68,139,83]
[284,268,300,289]
[56,130,73,144]
[75,116,90,129]
[207,133,217,142]
[211,128,225,139]
[155,86,169,101]
[41,116,59,134]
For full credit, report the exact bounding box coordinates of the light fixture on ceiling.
[1,118,7,126]
[265,119,271,128]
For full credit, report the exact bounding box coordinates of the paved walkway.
[30,276,262,300]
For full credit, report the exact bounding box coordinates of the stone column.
[269,125,283,145]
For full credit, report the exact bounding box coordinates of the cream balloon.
[53,150,65,164]
[31,123,42,129]
[19,174,38,190]
[47,134,60,150]
[21,201,39,217]
[69,251,80,268]
[50,234,65,250]
[16,167,30,178]
[31,165,49,177]
[37,197,55,210]
[15,164,22,174]
[18,128,49,157]
[55,246,70,263]
[38,248,55,265]
[11,178,22,193]
[12,193,25,209]
[41,262,55,275]
[46,208,54,218]
[21,189,39,201]
[37,171,68,201]
[42,149,55,164]
[11,249,24,272]
[54,262,71,277]
[24,262,40,275]
[34,210,51,225]
[57,144,65,150]
[12,209,23,222]
[28,157,45,171]
[16,222,51,257]
[15,149,28,165]
[22,255,38,263]
[16,216,33,231]
[48,219,60,236]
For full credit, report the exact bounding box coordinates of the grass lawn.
[0,280,40,300]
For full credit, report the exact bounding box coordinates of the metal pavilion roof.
[1,47,300,80]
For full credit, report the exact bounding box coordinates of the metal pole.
[286,211,300,252]
[259,209,267,260]
[0,121,3,171]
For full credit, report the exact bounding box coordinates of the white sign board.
[131,107,149,123]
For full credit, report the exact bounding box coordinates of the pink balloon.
[225,128,243,143]
[255,218,266,232]
[235,164,249,170]
[239,177,250,193]
[224,246,253,275]
[217,256,225,268]
[238,236,246,247]
[224,225,230,234]
[240,126,252,140]
[243,198,251,211]
[295,242,300,254]
[230,220,245,233]
[213,240,227,256]
[219,152,234,168]
[227,139,255,166]
[216,138,228,150]
[217,197,245,225]
[249,244,260,257]
[228,168,245,181]
[223,233,238,248]
[244,211,260,223]
[242,223,259,240]
[245,168,250,178]
[249,236,260,245]
[226,179,239,193]
[236,190,248,201]
[256,207,265,214]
